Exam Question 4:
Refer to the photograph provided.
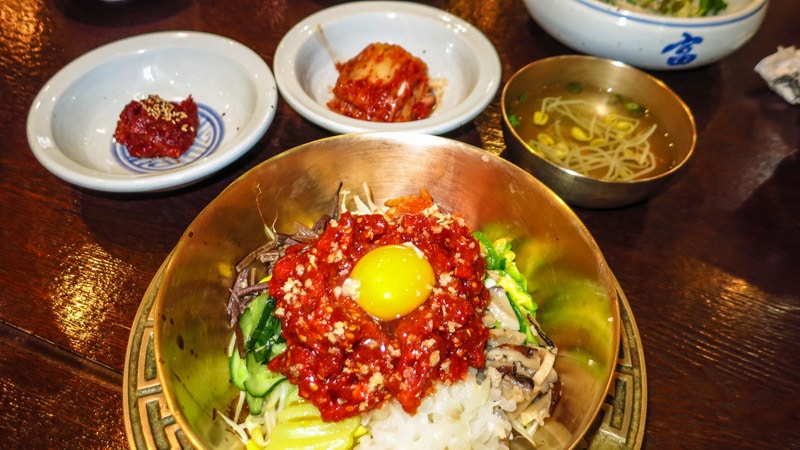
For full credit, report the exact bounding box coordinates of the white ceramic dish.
[27,31,278,193]
[523,0,767,70]
[273,1,502,134]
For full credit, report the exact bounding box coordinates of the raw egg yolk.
[349,244,435,321]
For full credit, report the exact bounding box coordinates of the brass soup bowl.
[502,55,696,209]
[153,132,621,449]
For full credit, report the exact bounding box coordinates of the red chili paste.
[327,43,436,122]
[267,193,489,422]
[114,94,199,159]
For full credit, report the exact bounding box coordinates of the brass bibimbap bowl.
[153,132,621,449]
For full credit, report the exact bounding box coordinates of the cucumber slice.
[239,294,268,343]
[243,352,286,397]
[239,293,285,364]
[246,392,265,415]
[269,342,287,360]
[229,350,249,391]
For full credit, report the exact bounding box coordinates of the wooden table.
[1,0,798,448]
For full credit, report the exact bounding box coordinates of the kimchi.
[328,43,436,122]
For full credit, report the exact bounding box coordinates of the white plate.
[273,1,502,135]
[27,31,278,193]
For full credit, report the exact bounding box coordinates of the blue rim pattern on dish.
[112,103,224,173]
[575,0,767,27]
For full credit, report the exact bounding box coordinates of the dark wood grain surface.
[1,0,798,448]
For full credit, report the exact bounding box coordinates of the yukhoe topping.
[224,187,562,450]
[114,94,199,159]
[266,189,489,421]
[328,43,437,122]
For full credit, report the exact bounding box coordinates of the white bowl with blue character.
[523,0,767,70]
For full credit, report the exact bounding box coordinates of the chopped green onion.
[625,102,646,118]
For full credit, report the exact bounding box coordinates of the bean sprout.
[526,96,658,181]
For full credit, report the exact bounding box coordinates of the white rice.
[355,370,514,450]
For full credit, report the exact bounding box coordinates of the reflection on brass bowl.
[153,132,621,449]
[502,55,696,209]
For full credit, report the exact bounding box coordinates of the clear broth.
[507,82,676,180]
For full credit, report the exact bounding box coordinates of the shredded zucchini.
[474,231,539,344]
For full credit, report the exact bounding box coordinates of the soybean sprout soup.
[506,82,676,181]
